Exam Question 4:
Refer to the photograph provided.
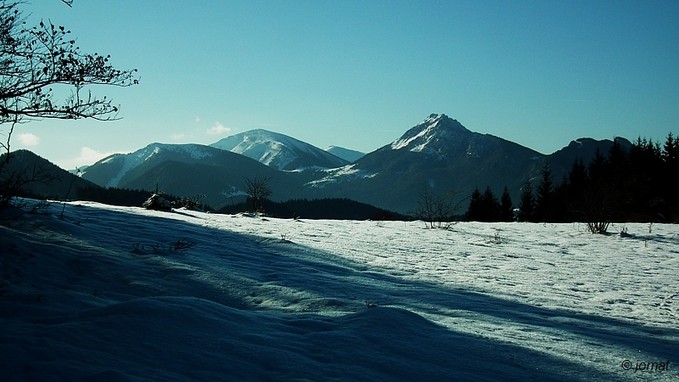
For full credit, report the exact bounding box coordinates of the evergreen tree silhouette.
[500,186,514,222]
[518,178,535,222]
[535,162,554,222]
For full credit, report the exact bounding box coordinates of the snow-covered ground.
[1,200,677,381]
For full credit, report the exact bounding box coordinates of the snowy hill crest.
[210,129,348,171]
[94,143,216,188]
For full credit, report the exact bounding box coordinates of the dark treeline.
[77,187,213,211]
[465,133,679,223]
[77,186,157,207]
[219,198,409,221]
[10,179,209,211]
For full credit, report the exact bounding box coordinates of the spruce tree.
[481,186,501,222]
[662,133,679,221]
[500,186,514,222]
[535,162,554,222]
[466,187,483,221]
[518,178,535,222]
[565,158,588,220]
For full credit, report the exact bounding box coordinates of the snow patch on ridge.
[101,144,213,188]
[305,164,378,188]
[391,115,443,151]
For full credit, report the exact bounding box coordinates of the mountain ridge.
[210,129,348,171]
[72,114,631,213]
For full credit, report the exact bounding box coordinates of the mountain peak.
[211,129,348,171]
[390,114,470,154]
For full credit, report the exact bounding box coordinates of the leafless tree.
[1,0,138,159]
[245,176,272,213]
[0,0,137,207]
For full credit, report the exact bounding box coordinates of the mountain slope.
[76,114,635,214]
[305,114,545,213]
[82,143,219,188]
[0,150,155,207]
[82,143,308,209]
[547,137,632,179]
[211,129,348,171]
[0,150,99,201]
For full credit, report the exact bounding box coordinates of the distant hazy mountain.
[210,129,348,171]
[325,146,365,163]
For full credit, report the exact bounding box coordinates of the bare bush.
[414,188,461,229]
[586,221,610,234]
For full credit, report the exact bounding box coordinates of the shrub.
[586,221,610,234]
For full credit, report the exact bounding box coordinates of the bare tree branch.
[1,0,138,145]
[1,0,137,208]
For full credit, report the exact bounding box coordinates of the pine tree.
[585,149,609,222]
[662,133,679,221]
[481,186,501,222]
[500,186,514,222]
[663,133,678,166]
[535,162,554,222]
[564,158,588,220]
[465,187,483,221]
[518,178,535,222]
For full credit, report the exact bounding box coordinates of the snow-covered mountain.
[75,114,631,213]
[210,129,348,171]
[304,114,546,212]
[390,113,474,158]
[83,143,216,188]
[82,142,306,209]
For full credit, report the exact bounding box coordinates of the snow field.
[1,200,677,381]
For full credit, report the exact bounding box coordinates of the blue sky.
[13,0,679,169]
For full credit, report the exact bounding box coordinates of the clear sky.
[11,0,679,169]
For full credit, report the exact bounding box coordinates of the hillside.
[82,143,310,210]
[1,200,677,381]
[0,150,102,203]
[304,114,546,213]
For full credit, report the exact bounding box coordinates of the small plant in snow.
[586,221,610,234]
[172,238,195,251]
[619,226,631,238]
[488,229,506,245]
[132,238,195,255]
